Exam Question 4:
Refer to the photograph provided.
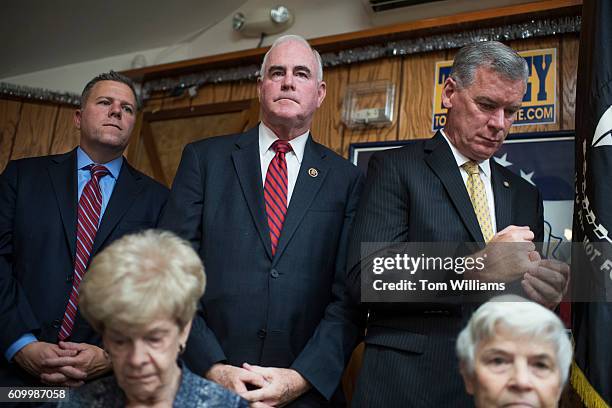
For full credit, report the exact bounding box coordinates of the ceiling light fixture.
[232,5,294,37]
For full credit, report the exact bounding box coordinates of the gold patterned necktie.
[462,161,494,242]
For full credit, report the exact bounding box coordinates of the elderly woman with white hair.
[60,230,247,407]
[456,295,572,408]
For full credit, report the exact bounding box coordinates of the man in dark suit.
[159,35,363,407]
[0,71,169,388]
[347,41,569,407]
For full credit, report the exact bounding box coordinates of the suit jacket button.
[52,319,61,328]
[257,329,267,339]
[270,269,279,278]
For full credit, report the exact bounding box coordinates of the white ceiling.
[0,0,247,78]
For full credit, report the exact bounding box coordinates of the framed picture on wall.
[348,131,575,261]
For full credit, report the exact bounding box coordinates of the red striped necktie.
[264,140,292,256]
[58,164,108,340]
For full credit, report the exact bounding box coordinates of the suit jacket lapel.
[424,132,485,243]
[491,161,513,231]
[274,135,327,263]
[232,128,274,260]
[48,149,78,262]
[92,161,142,255]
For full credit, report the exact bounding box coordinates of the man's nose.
[488,108,505,131]
[109,101,122,118]
[281,73,295,90]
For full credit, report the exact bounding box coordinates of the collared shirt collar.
[258,122,308,164]
[440,129,491,178]
[77,146,123,179]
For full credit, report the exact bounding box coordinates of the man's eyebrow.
[473,96,498,105]
[95,96,135,107]
[294,65,312,74]
[268,65,286,73]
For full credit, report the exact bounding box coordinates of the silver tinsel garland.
[0,15,580,105]
[142,15,580,99]
[0,82,80,106]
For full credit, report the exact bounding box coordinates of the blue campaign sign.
[432,48,557,131]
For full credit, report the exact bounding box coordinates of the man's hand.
[241,363,311,407]
[205,363,268,395]
[40,342,111,386]
[522,258,570,309]
[468,225,537,283]
[13,341,78,384]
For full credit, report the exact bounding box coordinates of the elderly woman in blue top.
[60,230,247,407]
[456,295,572,408]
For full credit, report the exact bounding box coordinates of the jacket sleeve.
[0,161,40,355]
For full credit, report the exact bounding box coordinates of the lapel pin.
[503,181,510,188]
[308,168,319,177]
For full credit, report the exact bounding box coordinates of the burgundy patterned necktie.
[58,164,108,340]
[264,140,292,256]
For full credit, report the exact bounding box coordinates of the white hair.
[456,295,572,386]
[259,34,323,82]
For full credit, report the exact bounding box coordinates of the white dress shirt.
[259,122,308,205]
[441,129,498,234]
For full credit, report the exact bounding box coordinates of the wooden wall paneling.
[311,65,350,155]
[341,58,402,158]
[49,105,79,155]
[508,36,561,134]
[140,120,168,185]
[10,102,58,160]
[243,99,261,130]
[230,81,258,101]
[128,95,167,179]
[0,99,22,171]
[160,94,192,110]
[399,50,447,140]
[141,100,258,186]
[190,82,233,105]
[560,34,579,130]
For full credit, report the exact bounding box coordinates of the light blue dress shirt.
[4,148,123,362]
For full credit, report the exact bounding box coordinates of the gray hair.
[456,295,572,386]
[450,41,528,89]
[79,229,206,333]
[259,34,323,82]
[80,70,140,109]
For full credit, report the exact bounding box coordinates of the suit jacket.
[347,132,543,407]
[159,126,363,407]
[0,148,169,386]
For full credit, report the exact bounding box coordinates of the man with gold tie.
[347,41,569,407]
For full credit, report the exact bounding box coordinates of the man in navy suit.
[347,41,569,407]
[160,35,363,407]
[0,71,168,388]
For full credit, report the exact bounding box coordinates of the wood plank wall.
[0,33,579,174]
[0,100,79,171]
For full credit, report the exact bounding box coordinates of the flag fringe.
[571,361,610,408]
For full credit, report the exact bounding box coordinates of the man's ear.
[256,78,263,102]
[73,109,82,130]
[316,80,327,107]
[442,76,458,109]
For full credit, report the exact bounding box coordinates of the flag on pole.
[571,0,612,406]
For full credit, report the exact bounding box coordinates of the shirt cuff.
[5,334,37,362]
